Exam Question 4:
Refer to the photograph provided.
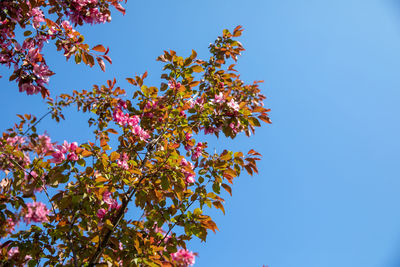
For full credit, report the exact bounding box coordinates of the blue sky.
[2,0,400,266]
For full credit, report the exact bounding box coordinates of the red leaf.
[102,55,112,64]
[113,2,126,15]
[96,57,106,72]
[247,149,261,156]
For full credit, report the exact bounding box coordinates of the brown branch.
[87,135,162,266]
[88,95,179,266]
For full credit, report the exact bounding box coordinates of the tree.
[0,1,271,266]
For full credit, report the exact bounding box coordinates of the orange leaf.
[258,115,272,124]
[92,45,106,52]
[126,78,136,85]
[248,149,261,156]
[222,184,232,196]
[81,150,93,157]
[212,201,225,215]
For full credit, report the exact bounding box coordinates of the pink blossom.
[61,20,73,30]
[227,99,240,111]
[229,121,241,134]
[27,48,40,62]
[8,247,19,258]
[191,142,203,160]
[67,152,78,161]
[103,190,119,210]
[185,173,195,184]
[117,153,129,170]
[33,63,52,85]
[6,135,25,146]
[68,0,111,25]
[214,92,225,103]
[23,202,50,224]
[38,133,54,154]
[97,208,106,219]
[6,218,15,233]
[145,100,158,110]
[113,109,129,126]
[50,150,65,164]
[171,249,196,266]
[19,82,40,95]
[168,80,181,90]
[30,171,38,178]
[30,7,45,28]
[132,125,150,141]
[181,158,195,184]
[113,109,150,140]
[185,132,192,141]
[127,115,140,127]
[68,142,78,152]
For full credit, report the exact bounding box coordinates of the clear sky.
[2,0,400,266]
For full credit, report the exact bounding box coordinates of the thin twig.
[22,110,52,136]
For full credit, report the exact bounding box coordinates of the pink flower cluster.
[30,7,45,28]
[213,92,225,104]
[97,208,107,219]
[68,0,111,25]
[211,91,240,112]
[113,103,150,141]
[171,249,196,266]
[185,132,192,141]
[204,126,222,135]
[168,80,181,90]
[181,158,195,184]
[23,202,50,224]
[38,133,54,155]
[6,218,16,234]
[13,40,54,95]
[97,190,120,219]
[1,135,31,169]
[50,141,79,164]
[6,135,25,146]
[117,152,129,170]
[191,142,204,161]
[229,121,242,134]
[227,98,240,111]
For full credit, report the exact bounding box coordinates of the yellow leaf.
[95,176,108,183]
[110,151,120,161]
[91,235,99,243]
[192,65,204,73]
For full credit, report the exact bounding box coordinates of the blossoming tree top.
[0,1,271,265]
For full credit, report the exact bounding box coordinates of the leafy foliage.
[0,2,271,265]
